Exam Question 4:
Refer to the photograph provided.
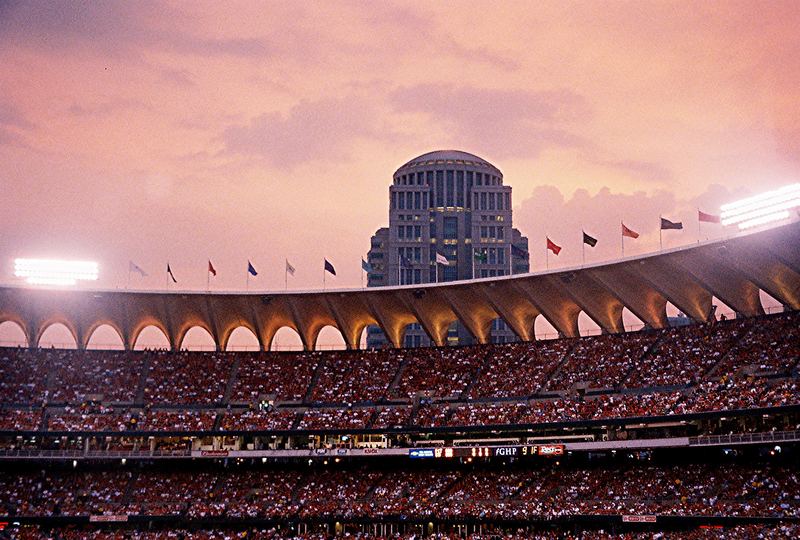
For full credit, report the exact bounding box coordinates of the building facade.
[367,150,530,348]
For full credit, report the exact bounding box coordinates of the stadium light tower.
[721,183,800,230]
[14,258,99,286]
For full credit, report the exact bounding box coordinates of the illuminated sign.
[410,444,564,459]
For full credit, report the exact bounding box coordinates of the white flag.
[285,259,296,276]
[435,253,450,265]
[129,261,148,277]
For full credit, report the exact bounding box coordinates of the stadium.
[3,3,800,539]
[0,215,799,539]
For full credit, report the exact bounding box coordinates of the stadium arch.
[0,221,797,351]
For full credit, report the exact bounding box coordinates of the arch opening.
[0,320,28,348]
[711,296,737,321]
[315,325,346,351]
[180,326,216,351]
[401,321,428,348]
[133,325,170,351]
[533,315,559,341]
[759,289,784,315]
[226,326,260,351]
[577,311,602,337]
[38,322,77,349]
[0,320,28,347]
[271,326,303,351]
[621,307,646,332]
[86,324,125,350]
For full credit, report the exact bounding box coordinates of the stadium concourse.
[1,224,800,538]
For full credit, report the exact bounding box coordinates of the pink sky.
[1,1,798,346]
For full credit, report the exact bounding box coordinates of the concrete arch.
[85,323,125,350]
[37,321,78,349]
[132,325,171,351]
[179,326,217,351]
[0,320,29,347]
[82,319,126,349]
[270,326,303,351]
[224,326,261,351]
[314,325,346,350]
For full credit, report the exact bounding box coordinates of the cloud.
[594,158,673,184]
[0,103,34,148]
[68,99,150,117]
[221,97,397,168]
[0,2,273,59]
[390,84,588,159]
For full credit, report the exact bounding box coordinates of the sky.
[1,1,799,346]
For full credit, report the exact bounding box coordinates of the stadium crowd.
[1,463,798,521]
[0,311,798,433]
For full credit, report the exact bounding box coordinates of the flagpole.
[323,260,326,290]
[127,267,131,290]
[285,260,288,291]
[659,215,663,251]
[165,262,169,291]
[546,241,549,271]
[581,231,585,266]
[620,223,624,258]
[206,264,210,292]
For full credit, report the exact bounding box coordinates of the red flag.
[621,223,640,239]
[698,210,720,223]
[546,237,562,255]
[208,260,217,276]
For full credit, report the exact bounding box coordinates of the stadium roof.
[1,221,799,351]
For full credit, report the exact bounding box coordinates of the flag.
[436,252,450,265]
[129,261,147,277]
[166,263,177,283]
[285,260,295,276]
[324,259,336,276]
[361,258,371,272]
[511,244,528,258]
[473,249,487,262]
[661,217,683,230]
[698,210,721,223]
[546,237,562,255]
[247,261,258,276]
[582,231,598,247]
[208,260,217,277]
[621,223,640,239]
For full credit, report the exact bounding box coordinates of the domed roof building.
[367,150,530,347]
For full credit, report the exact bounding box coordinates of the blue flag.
[247,261,258,276]
[361,258,372,272]
[324,259,336,276]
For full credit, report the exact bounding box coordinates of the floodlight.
[14,258,99,286]
[720,183,800,230]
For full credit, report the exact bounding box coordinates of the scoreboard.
[409,444,564,459]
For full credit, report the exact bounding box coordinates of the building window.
[443,216,458,239]
[398,191,405,209]
[414,191,421,209]
[456,171,464,207]
[476,173,482,186]
[498,248,505,265]
[391,192,396,209]
[436,171,444,207]
[498,227,504,239]
[480,192,487,210]
[489,192,496,210]
[446,170,454,207]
